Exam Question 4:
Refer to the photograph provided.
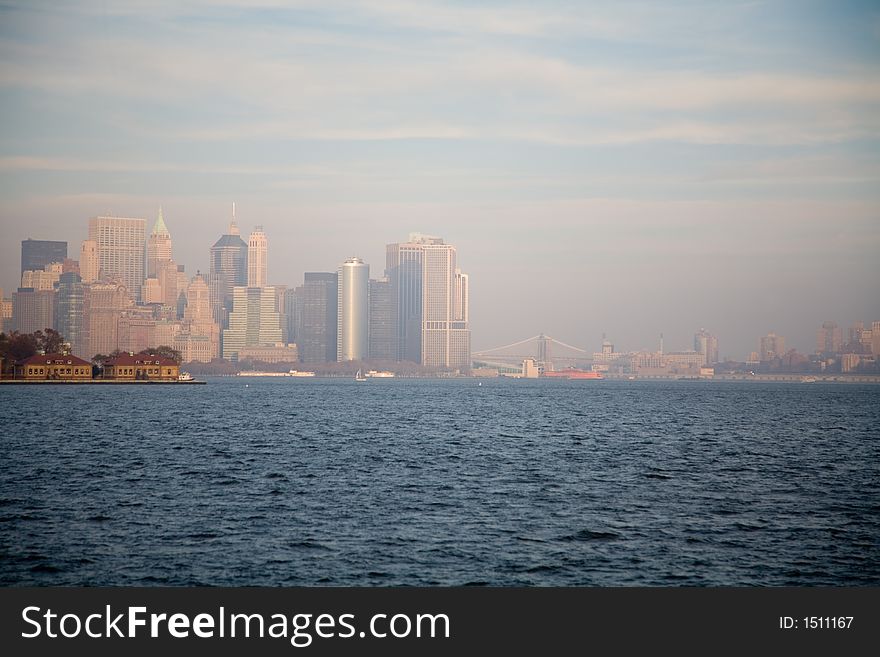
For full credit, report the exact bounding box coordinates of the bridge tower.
[537,333,553,371]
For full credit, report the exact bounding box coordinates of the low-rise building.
[15,353,93,380]
[104,353,180,380]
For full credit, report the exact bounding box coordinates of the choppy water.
[1,378,878,586]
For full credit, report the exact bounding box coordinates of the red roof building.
[104,353,180,380]
[15,353,93,380]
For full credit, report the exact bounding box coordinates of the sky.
[1,0,879,359]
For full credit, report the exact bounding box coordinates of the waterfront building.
[88,216,145,302]
[237,344,299,363]
[11,288,55,334]
[20,239,66,275]
[296,273,338,363]
[759,333,786,361]
[79,240,99,283]
[222,286,282,361]
[104,353,179,380]
[55,272,86,357]
[15,353,92,380]
[209,216,248,328]
[369,278,394,361]
[85,282,130,358]
[247,225,268,288]
[694,328,719,365]
[337,257,370,362]
[816,321,843,355]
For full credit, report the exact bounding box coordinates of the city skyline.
[1,1,879,358]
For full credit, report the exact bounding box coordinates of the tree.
[138,345,182,363]
[0,331,39,376]
[37,328,66,354]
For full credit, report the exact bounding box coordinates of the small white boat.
[178,372,194,382]
[355,369,368,382]
[366,370,395,378]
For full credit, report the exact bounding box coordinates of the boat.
[178,372,194,382]
[366,370,395,378]
[801,376,817,383]
[237,371,289,377]
[542,369,603,380]
[355,369,368,382]
[288,370,316,377]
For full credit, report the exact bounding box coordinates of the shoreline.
[0,379,206,385]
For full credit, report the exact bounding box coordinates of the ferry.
[288,370,316,377]
[366,370,395,378]
[178,371,194,382]
[237,371,289,377]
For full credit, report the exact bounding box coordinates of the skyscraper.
[12,288,55,334]
[759,333,785,361]
[55,272,86,356]
[85,282,130,358]
[209,215,248,329]
[79,239,99,283]
[296,273,338,364]
[386,237,429,362]
[88,216,145,302]
[337,257,370,362]
[421,240,470,371]
[816,321,843,355]
[369,278,394,361]
[222,286,282,361]
[147,207,173,278]
[247,225,268,288]
[693,328,719,365]
[20,239,67,275]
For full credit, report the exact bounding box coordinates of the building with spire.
[147,207,172,278]
[247,225,268,288]
[209,205,248,329]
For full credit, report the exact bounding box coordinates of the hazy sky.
[1,0,879,359]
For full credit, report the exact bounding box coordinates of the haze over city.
[1,1,878,359]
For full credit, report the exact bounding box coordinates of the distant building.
[20,239,67,275]
[816,321,842,355]
[147,207,173,278]
[55,272,86,357]
[85,282,130,358]
[841,353,861,373]
[369,278,394,360]
[104,353,179,380]
[337,257,370,362]
[174,273,220,362]
[209,217,248,329]
[237,344,299,364]
[296,273,338,364]
[693,328,719,365]
[247,225,268,288]
[15,353,92,380]
[21,265,62,291]
[0,289,11,333]
[79,239,99,283]
[222,286,282,361]
[88,216,145,302]
[12,288,55,334]
[759,333,785,361]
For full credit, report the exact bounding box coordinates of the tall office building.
[386,236,430,362]
[88,216,145,302]
[55,272,86,356]
[209,216,248,328]
[12,288,55,334]
[386,233,470,370]
[222,287,282,361]
[79,239,99,283]
[247,225,268,288]
[296,273,338,364]
[816,321,843,355]
[147,207,173,278]
[337,258,370,362]
[0,289,11,334]
[21,239,67,275]
[759,332,786,361]
[85,282,130,358]
[21,264,62,291]
[421,240,470,371]
[174,273,220,362]
[693,328,719,365]
[369,278,394,361]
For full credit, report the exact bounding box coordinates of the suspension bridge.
[472,334,592,373]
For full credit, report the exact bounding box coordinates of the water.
[1,378,878,586]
